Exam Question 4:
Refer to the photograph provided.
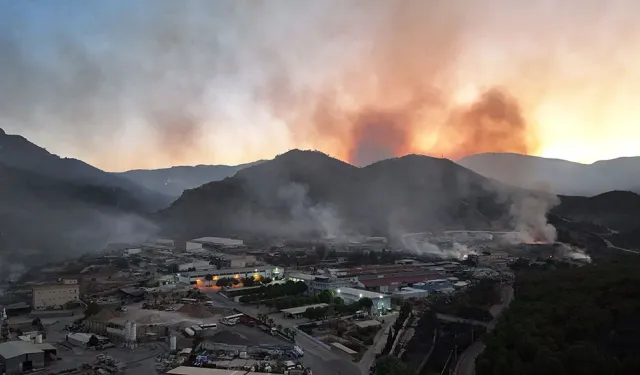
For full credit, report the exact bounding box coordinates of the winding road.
[453,284,514,375]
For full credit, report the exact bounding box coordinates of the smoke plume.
[2,1,638,169]
[508,190,560,243]
[276,183,345,239]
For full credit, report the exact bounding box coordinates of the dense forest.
[476,257,640,375]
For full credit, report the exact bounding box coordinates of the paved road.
[357,314,396,375]
[453,284,514,375]
[601,237,640,254]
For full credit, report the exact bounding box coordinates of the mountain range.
[116,161,265,197]
[1,126,639,264]
[458,153,640,196]
[158,150,548,241]
[0,128,172,211]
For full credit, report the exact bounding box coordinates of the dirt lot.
[103,303,233,327]
[47,341,168,375]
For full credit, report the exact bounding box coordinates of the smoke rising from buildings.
[276,183,346,240]
[508,191,560,243]
[2,1,639,170]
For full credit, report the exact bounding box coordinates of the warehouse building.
[31,281,80,310]
[335,287,390,315]
[186,237,245,251]
[0,341,57,374]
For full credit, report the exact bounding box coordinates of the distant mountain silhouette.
[0,162,157,264]
[116,161,265,197]
[0,129,172,211]
[552,191,640,232]
[458,153,640,196]
[158,149,531,241]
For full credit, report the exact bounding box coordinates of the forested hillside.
[477,257,640,375]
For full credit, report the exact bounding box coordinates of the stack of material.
[80,354,125,374]
[156,353,180,373]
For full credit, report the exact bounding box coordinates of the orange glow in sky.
[2,0,639,171]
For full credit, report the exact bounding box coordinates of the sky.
[1,0,639,171]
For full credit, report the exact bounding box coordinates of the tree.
[375,356,413,375]
[242,277,256,287]
[318,290,333,304]
[85,302,101,318]
[204,274,213,286]
[359,297,374,311]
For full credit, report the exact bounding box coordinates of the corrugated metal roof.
[167,366,277,375]
[361,274,441,287]
[0,341,43,359]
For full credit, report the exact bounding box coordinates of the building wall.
[32,285,80,310]
[309,278,352,293]
[337,290,391,314]
[185,241,203,252]
[3,352,45,375]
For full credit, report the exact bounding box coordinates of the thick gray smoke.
[400,233,474,260]
[64,210,159,252]
[508,190,560,243]
[276,183,346,240]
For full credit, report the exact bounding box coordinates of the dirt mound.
[136,312,169,324]
[209,330,248,345]
[91,309,119,322]
[177,304,215,318]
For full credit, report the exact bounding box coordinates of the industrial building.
[335,287,390,315]
[176,266,284,285]
[31,281,80,310]
[0,341,57,374]
[186,237,245,251]
[412,279,456,294]
[309,275,352,293]
[65,332,110,347]
[392,287,430,300]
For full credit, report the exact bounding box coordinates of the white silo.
[35,334,43,344]
[130,322,137,342]
[169,335,177,351]
[124,321,132,342]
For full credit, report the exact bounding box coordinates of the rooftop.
[189,237,245,246]
[336,287,388,299]
[360,274,442,288]
[31,283,79,291]
[334,264,430,277]
[354,320,382,329]
[168,366,274,375]
[0,341,54,359]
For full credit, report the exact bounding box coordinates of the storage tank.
[130,323,137,342]
[35,334,43,344]
[184,327,195,337]
[124,321,132,341]
[169,335,177,351]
